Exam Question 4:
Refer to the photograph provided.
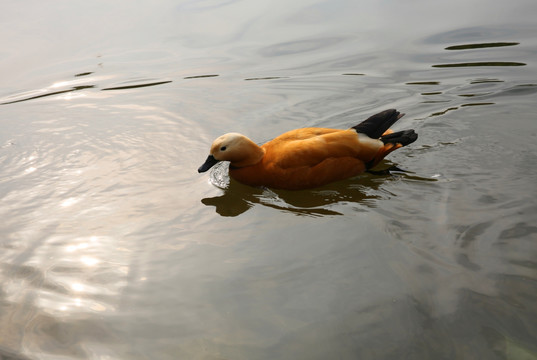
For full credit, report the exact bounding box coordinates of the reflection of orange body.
[199,109,417,190]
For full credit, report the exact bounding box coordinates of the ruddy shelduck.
[198,109,417,190]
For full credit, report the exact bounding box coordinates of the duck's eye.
[220,146,227,151]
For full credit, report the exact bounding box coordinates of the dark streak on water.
[432,61,526,68]
[0,85,96,105]
[444,42,520,50]
[102,80,173,91]
[74,72,94,77]
[183,74,220,79]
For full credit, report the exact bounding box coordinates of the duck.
[198,109,417,190]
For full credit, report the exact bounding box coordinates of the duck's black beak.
[198,155,220,173]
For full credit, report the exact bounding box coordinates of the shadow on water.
[201,162,436,217]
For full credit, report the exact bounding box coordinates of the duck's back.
[266,128,382,168]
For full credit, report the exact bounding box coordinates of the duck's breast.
[230,154,367,189]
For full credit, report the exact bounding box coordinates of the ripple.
[101,79,172,91]
[424,26,518,44]
[485,83,537,98]
[445,42,519,50]
[0,85,96,105]
[183,74,219,79]
[421,92,443,95]
[432,61,526,68]
[406,81,441,85]
[74,72,94,77]
[244,76,287,81]
[499,222,537,240]
[470,78,504,84]
[208,161,230,189]
[259,37,345,57]
[460,102,495,107]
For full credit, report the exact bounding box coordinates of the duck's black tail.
[352,109,405,139]
[380,129,418,147]
[355,109,418,170]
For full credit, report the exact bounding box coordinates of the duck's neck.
[232,137,265,168]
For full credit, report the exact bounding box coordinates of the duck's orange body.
[230,128,380,189]
[198,109,417,190]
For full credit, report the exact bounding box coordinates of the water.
[1,0,537,359]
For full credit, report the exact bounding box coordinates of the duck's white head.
[198,133,264,173]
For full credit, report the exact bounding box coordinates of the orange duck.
[198,109,417,190]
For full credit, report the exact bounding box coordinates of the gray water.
[1,1,537,359]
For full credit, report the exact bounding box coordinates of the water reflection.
[201,180,354,217]
[201,162,434,217]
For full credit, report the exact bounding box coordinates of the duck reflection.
[201,162,418,217]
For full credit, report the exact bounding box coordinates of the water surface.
[1,0,537,359]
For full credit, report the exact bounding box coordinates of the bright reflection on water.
[1,0,537,359]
